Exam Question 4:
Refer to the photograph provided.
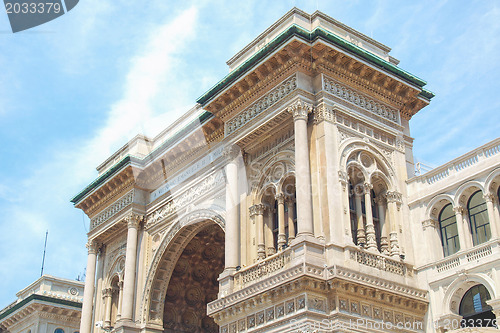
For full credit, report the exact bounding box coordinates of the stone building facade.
[0,275,84,333]
[71,8,500,333]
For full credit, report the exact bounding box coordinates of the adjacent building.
[0,275,84,333]
[71,8,500,333]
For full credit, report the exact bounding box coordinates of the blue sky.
[0,0,499,307]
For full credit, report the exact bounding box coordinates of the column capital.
[453,205,465,215]
[125,213,143,229]
[363,183,373,194]
[338,170,348,185]
[287,99,313,121]
[222,144,241,162]
[422,219,439,230]
[250,203,266,216]
[102,288,113,297]
[276,193,285,204]
[86,240,99,255]
[484,193,497,203]
[386,191,403,204]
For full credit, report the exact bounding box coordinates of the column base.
[114,320,139,333]
[218,268,236,297]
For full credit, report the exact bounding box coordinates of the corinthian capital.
[386,191,403,204]
[86,240,99,255]
[287,99,313,121]
[453,205,465,215]
[276,193,285,204]
[222,144,241,161]
[363,183,373,194]
[125,213,143,229]
[483,193,497,203]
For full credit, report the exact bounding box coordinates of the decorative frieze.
[90,190,134,230]
[146,170,225,228]
[225,75,297,136]
[323,77,399,123]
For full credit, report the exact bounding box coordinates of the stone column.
[265,206,275,256]
[223,144,241,271]
[386,191,401,257]
[453,206,469,250]
[116,280,124,320]
[121,215,141,321]
[422,219,442,261]
[103,288,112,328]
[484,194,499,239]
[80,240,98,333]
[354,185,365,247]
[287,100,314,237]
[363,183,377,252]
[287,198,296,244]
[276,193,286,250]
[253,204,266,260]
[377,196,389,255]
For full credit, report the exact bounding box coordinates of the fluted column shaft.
[354,186,365,246]
[363,183,377,251]
[287,198,296,244]
[80,241,98,333]
[121,216,140,321]
[224,145,240,270]
[288,101,314,236]
[277,194,286,250]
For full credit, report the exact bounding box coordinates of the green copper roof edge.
[419,88,435,100]
[70,111,213,205]
[0,294,82,321]
[197,24,429,106]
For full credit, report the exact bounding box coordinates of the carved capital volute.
[276,193,285,204]
[422,219,439,230]
[86,240,99,255]
[250,204,265,216]
[287,99,313,121]
[338,171,348,185]
[483,193,496,203]
[363,182,373,195]
[222,144,241,162]
[126,213,143,229]
[386,191,403,204]
[453,205,465,215]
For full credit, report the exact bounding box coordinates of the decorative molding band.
[225,75,297,136]
[323,76,399,123]
[146,170,225,229]
[90,190,134,230]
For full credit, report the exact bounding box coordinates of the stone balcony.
[417,239,500,280]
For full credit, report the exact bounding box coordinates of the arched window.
[468,191,491,246]
[54,329,65,333]
[459,284,495,327]
[439,204,459,256]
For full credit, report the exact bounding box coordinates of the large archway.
[162,223,224,333]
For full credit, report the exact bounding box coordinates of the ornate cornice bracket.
[422,219,439,230]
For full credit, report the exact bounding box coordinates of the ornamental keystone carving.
[287,99,313,120]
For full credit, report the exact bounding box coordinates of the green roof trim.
[0,294,82,321]
[70,111,213,205]
[197,24,431,106]
[419,88,435,100]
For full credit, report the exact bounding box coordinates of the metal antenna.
[40,230,48,277]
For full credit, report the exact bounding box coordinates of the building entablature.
[199,20,433,125]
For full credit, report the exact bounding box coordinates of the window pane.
[468,191,491,245]
[439,204,459,256]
